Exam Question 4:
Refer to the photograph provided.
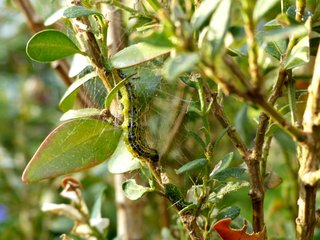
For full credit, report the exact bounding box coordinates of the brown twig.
[296,43,320,240]
[209,92,249,158]
[223,54,254,90]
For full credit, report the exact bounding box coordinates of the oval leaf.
[211,167,246,181]
[59,71,97,112]
[191,0,221,30]
[163,53,200,81]
[206,0,231,58]
[110,42,172,69]
[122,179,152,200]
[63,6,102,18]
[253,0,280,21]
[210,152,234,177]
[60,108,101,121]
[176,158,208,175]
[22,119,122,183]
[26,29,82,63]
[284,36,310,69]
[215,206,241,221]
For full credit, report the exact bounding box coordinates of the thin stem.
[196,80,211,148]
[209,93,249,159]
[223,54,254,90]
[287,71,299,125]
[241,0,261,89]
[295,0,306,22]
[252,69,288,161]
[200,62,307,143]
[261,136,272,177]
[71,1,112,92]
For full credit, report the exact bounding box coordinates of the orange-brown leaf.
[213,218,266,240]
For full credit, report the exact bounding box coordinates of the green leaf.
[107,138,141,174]
[263,39,287,60]
[59,71,97,112]
[215,182,249,200]
[63,6,102,18]
[135,31,174,48]
[163,53,200,81]
[91,188,106,219]
[206,0,231,58]
[263,25,308,42]
[215,206,241,221]
[188,131,206,150]
[284,36,310,69]
[164,183,187,209]
[110,42,172,69]
[22,119,122,183]
[191,0,221,30]
[122,179,152,200]
[26,29,82,63]
[212,127,230,150]
[257,29,287,60]
[211,167,246,181]
[60,108,101,121]
[175,158,208,175]
[104,74,131,109]
[210,152,234,177]
[254,0,280,21]
[235,106,255,145]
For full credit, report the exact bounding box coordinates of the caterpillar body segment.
[118,71,159,162]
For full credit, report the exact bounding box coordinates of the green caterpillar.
[118,71,159,162]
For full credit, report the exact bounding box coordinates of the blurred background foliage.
[0,0,319,239]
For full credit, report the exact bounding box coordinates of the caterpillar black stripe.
[118,71,159,162]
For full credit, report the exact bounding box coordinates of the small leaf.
[235,106,255,145]
[212,127,230,150]
[104,74,132,109]
[175,158,208,175]
[253,0,280,21]
[60,108,101,121]
[213,181,249,200]
[210,152,234,177]
[26,29,82,63]
[188,131,206,150]
[191,0,221,30]
[263,25,308,42]
[91,188,106,219]
[107,138,141,174]
[63,6,102,18]
[134,31,174,48]
[110,42,172,69]
[59,71,97,112]
[284,36,310,69]
[215,206,241,222]
[164,183,187,209]
[263,171,283,189]
[211,167,246,181]
[213,218,266,240]
[22,119,122,183]
[163,53,200,81]
[206,0,231,58]
[263,39,287,60]
[122,179,152,200]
